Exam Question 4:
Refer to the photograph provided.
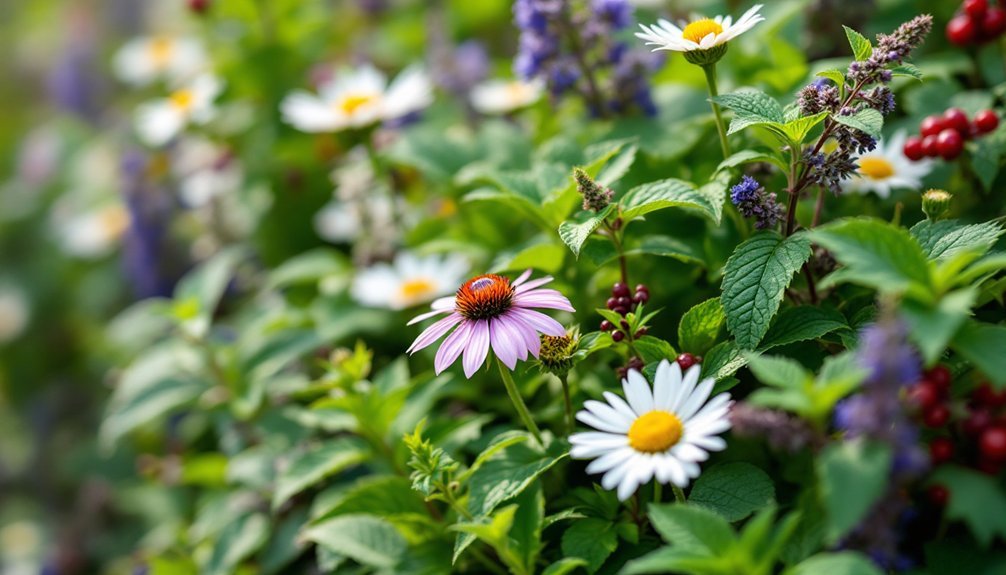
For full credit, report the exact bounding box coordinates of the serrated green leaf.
[785,551,884,575]
[911,219,1004,261]
[779,112,829,144]
[678,298,725,356]
[704,340,748,383]
[902,288,976,364]
[815,69,846,88]
[721,231,813,350]
[818,440,891,543]
[929,466,1006,546]
[558,205,614,258]
[715,150,787,173]
[542,557,589,575]
[561,518,619,574]
[758,306,848,350]
[689,462,776,522]
[745,354,810,389]
[843,25,873,60]
[648,504,735,554]
[951,321,1006,387]
[619,178,718,223]
[273,438,370,509]
[305,514,406,569]
[711,90,785,124]
[891,63,923,80]
[204,513,269,575]
[832,108,883,138]
[511,482,545,572]
[968,134,1005,192]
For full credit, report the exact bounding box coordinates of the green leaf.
[716,150,787,173]
[561,518,619,574]
[621,547,719,574]
[891,63,924,81]
[710,91,785,134]
[832,108,883,138]
[779,112,829,144]
[648,503,735,554]
[305,514,406,569]
[688,462,776,522]
[817,440,892,543]
[312,475,426,520]
[510,482,545,573]
[843,25,873,60]
[272,438,370,509]
[968,129,1006,192]
[203,513,269,575]
[619,178,719,223]
[785,551,884,575]
[558,205,614,258]
[810,218,932,296]
[951,321,1006,387]
[902,288,976,364]
[172,246,246,338]
[580,235,705,268]
[815,69,846,88]
[704,340,748,384]
[678,298,725,356]
[930,466,1006,546]
[542,558,589,575]
[260,509,309,575]
[745,354,810,389]
[758,306,847,350]
[721,231,813,350]
[910,219,1004,261]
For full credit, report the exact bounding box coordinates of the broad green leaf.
[561,518,619,574]
[843,25,873,60]
[647,503,735,554]
[815,69,846,88]
[635,336,677,366]
[910,219,1004,261]
[710,90,786,134]
[558,205,614,258]
[203,513,269,575]
[621,547,720,575]
[758,306,848,350]
[930,466,1006,547]
[678,297,725,356]
[273,438,370,509]
[779,112,829,144]
[951,321,1006,387]
[817,440,891,543]
[721,231,813,350]
[891,63,924,80]
[689,462,776,522]
[493,242,567,274]
[464,187,553,232]
[542,558,589,575]
[173,246,246,338]
[902,288,976,364]
[832,108,883,138]
[510,482,545,573]
[619,178,718,223]
[260,509,309,575]
[580,235,704,268]
[715,150,787,173]
[785,551,884,575]
[265,248,347,290]
[704,340,748,384]
[968,129,1006,192]
[305,514,406,569]
[312,475,426,521]
[745,354,810,389]
[810,218,932,296]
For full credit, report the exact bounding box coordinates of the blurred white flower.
[113,36,206,86]
[843,131,932,198]
[134,74,222,147]
[171,137,243,207]
[0,286,29,344]
[352,252,469,310]
[470,78,543,115]
[314,201,364,243]
[52,202,130,259]
[281,64,433,132]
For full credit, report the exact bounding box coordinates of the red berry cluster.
[947,0,1006,46]
[599,283,649,343]
[910,365,1006,480]
[675,353,702,370]
[903,107,999,161]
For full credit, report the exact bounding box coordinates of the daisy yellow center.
[149,37,173,67]
[169,89,195,111]
[400,278,437,300]
[858,156,895,180]
[682,19,723,44]
[507,82,530,101]
[628,411,683,453]
[337,93,376,115]
[99,205,130,238]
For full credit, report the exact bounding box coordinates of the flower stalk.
[702,63,731,159]
[497,355,545,447]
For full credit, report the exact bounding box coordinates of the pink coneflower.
[407,269,575,378]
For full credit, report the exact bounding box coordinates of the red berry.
[925,365,952,391]
[903,136,925,161]
[612,282,630,297]
[963,408,994,437]
[927,484,950,507]
[947,14,978,45]
[983,7,1006,37]
[635,327,648,338]
[937,129,964,160]
[974,109,1000,133]
[929,437,955,465]
[606,297,618,310]
[965,0,989,18]
[613,306,628,316]
[974,382,1006,408]
[921,135,941,158]
[634,284,649,294]
[634,291,649,304]
[909,381,943,410]
[923,404,951,428]
[600,320,614,332]
[188,0,210,13]
[980,426,1006,461]
[676,353,698,370]
[920,115,947,138]
[977,458,1004,475]
[612,331,625,342]
[944,108,970,134]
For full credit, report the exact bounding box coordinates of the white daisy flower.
[55,203,131,259]
[843,131,933,198]
[351,252,469,310]
[0,285,30,344]
[470,78,544,115]
[570,360,732,501]
[113,36,206,86]
[171,137,243,207]
[134,74,222,147]
[636,4,765,53]
[280,64,433,133]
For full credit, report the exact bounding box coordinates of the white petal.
[623,370,653,415]
[653,360,674,410]
[585,447,635,474]
[584,399,635,429]
[603,391,638,423]
[678,377,715,421]
[577,411,628,434]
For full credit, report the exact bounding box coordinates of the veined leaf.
[832,108,883,138]
[843,25,873,61]
[558,205,614,258]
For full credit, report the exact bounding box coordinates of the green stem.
[497,357,545,447]
[672,485,686,504]
[559,374,575,436]
[702,63,731,159]
[653,482,662,505]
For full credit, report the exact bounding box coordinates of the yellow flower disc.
[628,411,683,453]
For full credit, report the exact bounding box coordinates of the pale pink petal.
[407,307,452,326]
[495,314,529,362]
[434,320,472,374]
[510,308,565,337]
[462,319,490,378]
[513,291,575,312]
[407,312,463,353]
[511,269,533,287]
[514,276,553,293]
[506,312,541,358]
[490,318,519,369]
[431,296,456,310]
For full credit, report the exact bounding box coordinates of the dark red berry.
[937,129,964,160]
[676,353,698,370]
[983,7,1006,37]
[927,484,949,507]
[923,404,951,428]
[963,408,994,437]
[606,297,618,310]
[617,296,632,308]
[921,135,941,158]
[947,14,978,46]
[600,320,614,332]
[974,382,1006,408]
[903,136,925,161]
[620,320,630,331]
[965,0,989,18]
[974,109,1000,133]
[909,381,943,410]
[634,284,649,294]
[613,306,628,316]
[634,291,649,304]
[925,365,952,391]
[944,108,970,134]
[612,282,630,297]
[981,426,1006,461]
[977,458,1004,475]
[188,0,210,13]
[929,437,955,465]
[920,115,946,138]
[612,331,625,342]
[635,328,648,338]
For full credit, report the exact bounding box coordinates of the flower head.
[281,64,433,133]
[842,131,931,198]
[113,36,206,86]
[922,189,952,220]
[134,74,222,147]
[538,327,579,376]
[470,78,544,115]
[352,253,469,311]
[570,360,732,500]
[730,176,784,229]
[407,269,574,378]
[636,4,764,62]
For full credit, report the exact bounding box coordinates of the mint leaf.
[689,462,776,522]
[910,219,1004,261]
[843,25,873,61]
[305,514,406,569]
[561,518,619,573]
[815,69,846,88]
[620,178,719,223]
[678,297,725,356]
[891,63,923,81]
[758,306,848,350]
[272,438,370,509]
[721,231,813,350]
[780,112,829,144]
[951,321,1006,387]
[558,204,614,258]
[930,466,1006,546]
[786,552,884,575]
[818,440,892,543]
[832,108,883,138]
[711,90,785,123]
[648,504,735,554]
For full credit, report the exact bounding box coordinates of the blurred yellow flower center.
[338,93,376,115]
[169,89,195,111]
[628,411,682,453]
[858,156,895,180]
[149,37,173,66]
[400,278,437,300]
[682,19,723,44]
[507,82,531,101]
[99,205,130,238]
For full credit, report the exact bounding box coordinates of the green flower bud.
[922,189,952,220]
[539,328,579,377]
